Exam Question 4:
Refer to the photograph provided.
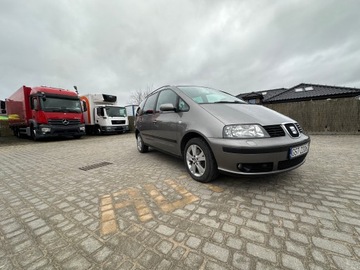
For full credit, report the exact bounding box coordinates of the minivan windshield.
[178,86,246,104]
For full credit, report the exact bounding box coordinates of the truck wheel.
[13,128,20,138]
[95,126,102,135]
[30,126,37,141]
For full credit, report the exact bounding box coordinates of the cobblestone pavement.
[0,134,360,270]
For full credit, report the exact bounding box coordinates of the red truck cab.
[6,86,86,140]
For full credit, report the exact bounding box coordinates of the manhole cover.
[79,161,113,171]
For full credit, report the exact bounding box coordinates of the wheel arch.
[180,131,214,158]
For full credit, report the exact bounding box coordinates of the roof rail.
[147,85,171,96]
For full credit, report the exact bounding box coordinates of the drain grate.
[79,161,113,171]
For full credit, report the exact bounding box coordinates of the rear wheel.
[184,138,218,182]
[136,133,148,153]
[13,128,21,138]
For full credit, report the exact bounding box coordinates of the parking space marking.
[100,187,153,236]
[113,187,153,222]
[205,184,224,193]
[100,179,200,236]
[100,195,117,235]
[145,179,200,212]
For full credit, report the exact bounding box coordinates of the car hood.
[200,103,294,125]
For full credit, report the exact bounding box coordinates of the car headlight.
[223,124,268,138]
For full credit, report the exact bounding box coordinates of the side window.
[142,93,158,114]
[178,98,189,112]
[96,107,104,116]
[82,100,87,112]
[30,97,38,110]
[156,89,177,112]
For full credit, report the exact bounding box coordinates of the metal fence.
[265,97,360,133]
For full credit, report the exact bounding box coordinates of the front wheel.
[136,133,148,153]
[30,126,38,141]
[184,138,218,182]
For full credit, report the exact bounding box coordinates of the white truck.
[79,94,129,135]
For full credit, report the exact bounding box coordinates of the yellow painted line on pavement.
[100,195,117,236]
[205,184,224,193]
[145,179,199,212]
[100,179,216,236]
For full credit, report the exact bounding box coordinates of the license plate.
[289,143,309,159]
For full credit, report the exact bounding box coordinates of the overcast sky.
[1,0,359,105]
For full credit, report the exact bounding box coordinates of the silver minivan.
[135,85,310,182]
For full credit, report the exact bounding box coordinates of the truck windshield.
[40,97,82,113]
[105,106,127,117]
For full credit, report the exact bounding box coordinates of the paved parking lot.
[0,134,360,269]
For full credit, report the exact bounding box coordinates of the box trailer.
[6,86,85,140]
[80,94,129,134]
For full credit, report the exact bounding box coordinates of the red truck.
[6,85,86,140]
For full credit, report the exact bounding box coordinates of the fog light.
[41,127,51,133]
[80,126,85,131]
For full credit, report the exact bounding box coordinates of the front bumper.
[100,125,129,134]
[35,124,86,138]
[208,135,310,175]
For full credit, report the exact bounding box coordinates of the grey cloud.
[1,0,359,104]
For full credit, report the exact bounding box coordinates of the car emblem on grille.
[62,119,69,125]
[289,126,298,134]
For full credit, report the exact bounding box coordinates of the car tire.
[184,138,218,182]
[137,133,148,153]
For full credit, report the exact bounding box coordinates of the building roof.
[237,83,360,103]
[237,88,287,102]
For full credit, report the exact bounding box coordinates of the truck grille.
[48,119,81,125]
[111,120,126,125]
[263,125,285,137]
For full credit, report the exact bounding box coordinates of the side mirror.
[160,103,176,112]
[40,92,46,101]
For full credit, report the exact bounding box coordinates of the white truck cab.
[80,94,129,135]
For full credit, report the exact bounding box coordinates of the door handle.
[153,120,157,124]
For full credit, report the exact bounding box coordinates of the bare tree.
[129,85,153,105]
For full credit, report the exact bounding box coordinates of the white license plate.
[289,143,309,159]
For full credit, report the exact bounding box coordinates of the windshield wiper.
[214,100,242,104]
[63,109,81,113]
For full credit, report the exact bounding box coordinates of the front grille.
[263,125,285,137]
[284,123,300,137]
[48,119,81,125]
[112,120,126,125]
[278,155,306,170]
[295,123,303,133]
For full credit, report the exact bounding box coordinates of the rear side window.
[142,93,158,114]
